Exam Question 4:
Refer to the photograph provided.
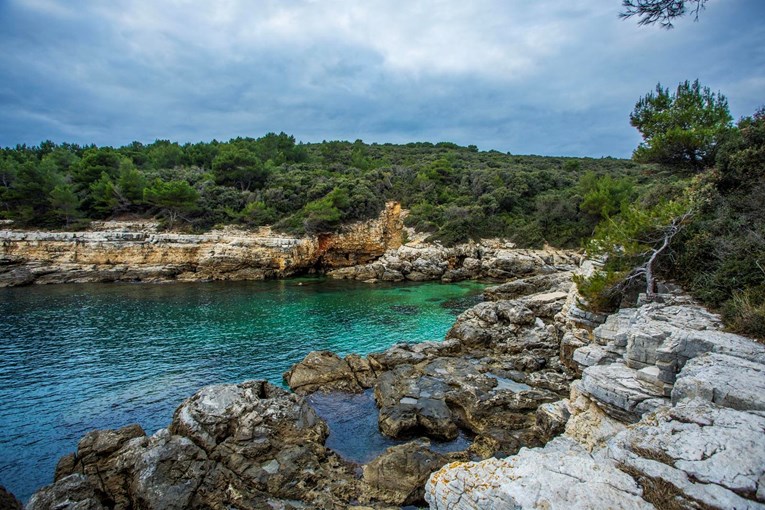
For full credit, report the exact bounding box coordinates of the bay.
[0,277,484,502]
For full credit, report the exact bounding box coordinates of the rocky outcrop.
[283,350,380,394]
[426,290,765,509]
[28,381,364,510]
[0,203,404,286]
[287,266,577,461]
[327,241,580,283]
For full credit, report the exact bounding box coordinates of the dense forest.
[0,136,651,248]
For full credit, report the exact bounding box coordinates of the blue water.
[0,278,484,502]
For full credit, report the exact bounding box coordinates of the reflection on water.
[0,278,484,501]
[307,389,471,464]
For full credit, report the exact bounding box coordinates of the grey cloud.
[0,0,763,156]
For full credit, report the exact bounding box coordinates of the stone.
[26,474,108,510]
[0,485,22,510]
[608,399,765,509]
[283,350,363,394]
[535,399,570,442]
[362,439,448,506]
[1,202,405,285]
[578,363,668,423]
[426,437,653,510]
[671,352,765,411]
[483,271,573,301]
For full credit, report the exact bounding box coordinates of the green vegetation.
[630,80,731,169]
[576,79,764,339]
[0,134,648,248]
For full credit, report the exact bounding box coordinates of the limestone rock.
[535,399,571,442]
[608,399,765,509]
[671,352,765,411]
[362,440,448,506]
[0,485,22,510]
[0,202,404,285]
[426,437,653,510]
[26,474,108,510]
[578,363,668,423]
[483,271,574,301]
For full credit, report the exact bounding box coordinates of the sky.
[0,0,763,158]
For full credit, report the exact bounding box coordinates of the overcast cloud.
[0,0,763,156]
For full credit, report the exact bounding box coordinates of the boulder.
[671,352,765,411]
[283,350,367,394]
[363,440,448,506]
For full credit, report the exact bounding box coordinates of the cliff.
[426,271,765,509]
[0,202,404,286]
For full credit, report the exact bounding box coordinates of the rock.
[0,202,404,285]
[375,365,458,440]
[671,352,765,411]
[362,439,448,506]
[426,437,653,510]
[0,486,22,510]
[483,271,573,301]
[535,399,570,442]
[608,399,765,509]
[284,350,365,394]
[578,363,668,423]
[27,474,108,510]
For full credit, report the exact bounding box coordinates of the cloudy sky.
[1,0,763,157]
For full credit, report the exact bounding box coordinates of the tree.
[143,179,199,227]
[620,0,708,28]
[49,184,82,226]
[212,146,268,191]
[577,197,696,309]
[630,80,732,170]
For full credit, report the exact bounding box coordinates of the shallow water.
[0,277,484,502]
[307,389,471,465]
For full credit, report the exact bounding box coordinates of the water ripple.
[0,278,485,502]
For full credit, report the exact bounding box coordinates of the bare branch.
[620,0,708,29]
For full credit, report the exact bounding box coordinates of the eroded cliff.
[0,202,404,286]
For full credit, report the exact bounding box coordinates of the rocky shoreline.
[0,204,580,288]
[15,257,765,509]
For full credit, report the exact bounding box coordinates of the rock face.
[426,285,765,509]
[327,241,580,283]
[28,381,362,510]
[0,202,404,286]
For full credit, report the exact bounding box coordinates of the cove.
[0,277,485,502]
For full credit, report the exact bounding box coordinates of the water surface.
[0,278,484,501]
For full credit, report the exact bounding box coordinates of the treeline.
[0,135,649,248]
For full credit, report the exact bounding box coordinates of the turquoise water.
[0,278,484,502]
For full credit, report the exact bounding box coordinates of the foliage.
[630,80,732,170]
[668,108,765,338]
[620,0,708,29]
[143,179,199,227]
[579,194,695,308]
[0,135,649,244]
